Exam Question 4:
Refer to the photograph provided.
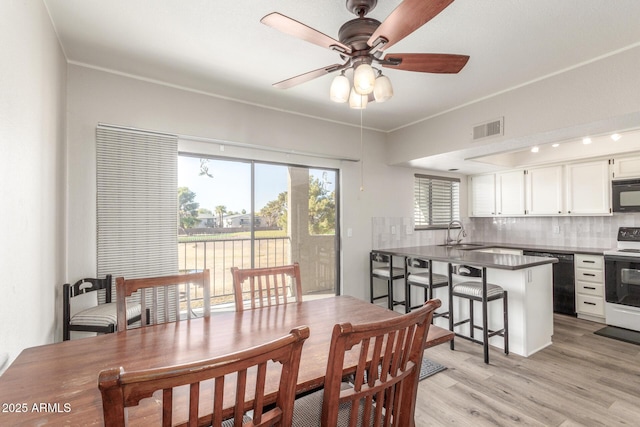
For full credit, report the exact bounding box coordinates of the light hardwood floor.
[416,314,640,426]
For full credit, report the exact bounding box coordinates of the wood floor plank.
[417,314,640,426]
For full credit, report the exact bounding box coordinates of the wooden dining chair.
[292,299,440,427]
[98,325,310,427]
[115,270,210,332]
[231,263,303,312]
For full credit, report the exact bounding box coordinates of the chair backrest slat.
[115,270,210,331]
[321,300,440,427]
[231,263,303,312]
[99,326,309,427]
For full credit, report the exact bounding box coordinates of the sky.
[178,156,335,213]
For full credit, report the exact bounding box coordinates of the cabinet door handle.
[584,302,596,306]
[583,260,596,264]
[584,286,596,290]
[583,273,596,277]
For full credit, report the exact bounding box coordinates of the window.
[178,155,339,304]
[414,174,460,229]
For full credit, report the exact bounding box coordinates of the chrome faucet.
[446,220,467,245]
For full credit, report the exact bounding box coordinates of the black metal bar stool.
[404,257,449,317]
[369,251,405,310]
[448,263,509,364]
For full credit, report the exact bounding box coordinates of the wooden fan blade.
[382,53,469,73]
[273,64,343,89]
[261,12,352,54]
[368,0,454,51]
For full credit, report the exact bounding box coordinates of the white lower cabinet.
[574,254,605,322]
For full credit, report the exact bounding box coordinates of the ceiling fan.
[261,0,469,106]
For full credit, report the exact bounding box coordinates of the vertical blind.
[414,174,460,228]
[96,126,179,320]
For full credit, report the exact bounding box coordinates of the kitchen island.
[373,245,558,357]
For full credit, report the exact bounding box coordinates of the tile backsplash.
[373,214,640,250]
[372,217,467,249]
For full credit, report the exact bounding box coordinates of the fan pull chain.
[360,100,364,192]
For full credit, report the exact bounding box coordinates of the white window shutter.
[414,174,460,229]
[96,126,179,323]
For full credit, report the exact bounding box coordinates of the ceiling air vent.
[472,117,504,141]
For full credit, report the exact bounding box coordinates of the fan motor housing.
[346,0,377,16]
[338,18,381,52]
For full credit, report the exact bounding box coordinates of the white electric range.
[603,227,640,331]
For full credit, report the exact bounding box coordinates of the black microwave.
[612,179,640,212]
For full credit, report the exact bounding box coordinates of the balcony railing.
[178,236,291,305]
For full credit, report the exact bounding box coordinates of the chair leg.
[482,269,489,364]
[448,263,454,351]
[387,258,394,310]
[404,259,411,313]
[369,256,374,304]
[469,299,475,340]
[503,290,509,355]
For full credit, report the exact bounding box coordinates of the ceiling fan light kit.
[262,0,469,109]
[353,63,376,95]
[329,72,351,103]
[373,72,393,102]
[349,88,368,109]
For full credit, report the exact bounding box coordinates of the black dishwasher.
[523,251,576,316]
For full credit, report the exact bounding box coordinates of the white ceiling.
[43,0,640,135]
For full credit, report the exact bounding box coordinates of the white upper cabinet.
[469,174,496,216]
[565,160,611,215]
[612,155,640,180]
[496,170,525,215]
[526,165,564,215]
[469,158,612,217]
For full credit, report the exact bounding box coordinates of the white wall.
[66,65,421,306]
[0,1,67,371]
[387,46,640,165]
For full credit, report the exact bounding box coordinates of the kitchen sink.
[436,243,484,249]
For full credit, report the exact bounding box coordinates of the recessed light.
[552,143,560,148]
[582,137,592,145]
[531,146,539,153]
[611,133,622,141]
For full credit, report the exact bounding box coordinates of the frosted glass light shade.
[353,63,375,95]
[373,74,393,102]
[349,88,368,109]
[329,74,350,103]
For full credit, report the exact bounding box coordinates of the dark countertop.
[463,242,613,255]
[375,245,558,271]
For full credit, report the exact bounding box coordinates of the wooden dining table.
[0,295,452,426]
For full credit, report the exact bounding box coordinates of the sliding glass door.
[178,155,339,307]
